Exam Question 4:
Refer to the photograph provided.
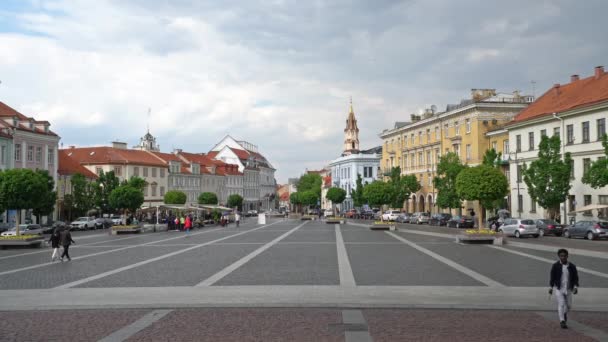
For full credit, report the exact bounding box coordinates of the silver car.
[498,218,539,238]
[416,212,431,224]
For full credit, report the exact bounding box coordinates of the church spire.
[343,97,360,156]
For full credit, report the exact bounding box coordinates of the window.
[584,195,592,215]
[14,144,21,161]
[152,167,157,177]
[492,141,497,151]
[133,167,139,177]
[152,184,157,196]
[444,124,449,138]
[568,195,576,212]
[583,158,591,177]
[435,126,440,139]
[411,134,415,144]
[0,145,5,165]
[466,119,471,133]
[466,144,471,160]
[598,118,606,140]
[566,124,574,144]
[516,135,521,152]
[160,186,165,196]
[35,146,42,163]
[553,127,560,139]
[96,167,102,175]
[48,148,54,165]
[517,165,522,183]
[435,148,440,163]
[418,132,422,144]
[540,129,547,137]
[426,129,430,143]
[503,140,509,155]
[528,132,534,151]
[599,195,608,219]
[426,151,431,165]
[455,121,460,135]
[160,168,165,178]
[403,156,407,170]
[27,146,33,161]
[530,199,536,213]
[114,166,122,176]
[428,174,432,186]
[454,144,460,157]
[517,194,523,213]
[418,152,423,166]
[570,160,575,179]
[143,167,149,177]
[144,185,149,197]
[582,121,590,143]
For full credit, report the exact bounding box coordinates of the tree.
[299,190,318,209]
[352,174,366,208]
[198,192,218,205]
[456,165,509,228]
[71,173,96,218]
[109,185,144,221]
[363,181,392,219]
[523,135,573,220]
[164,190,187,205]
[0,169,50,235]
[388,167,420,209]
[582,134,608,188]
[297,173,322,198]
[123,176,147,192]
[434,152,467,212]
[326,187,347,215]
[32,170,57,223]
[227,194,244,210]
[94,170,120,215]
[289,192,301,213]
[482,148,502,168]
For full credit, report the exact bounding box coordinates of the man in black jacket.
[60,228,76,262]
[548,248,579,329]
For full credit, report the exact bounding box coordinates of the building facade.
[56,150,98,221]
[506,66,608,223]
[379,89,532,214]
[149,151,202,206]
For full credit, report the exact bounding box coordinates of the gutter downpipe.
[552,112,568,224]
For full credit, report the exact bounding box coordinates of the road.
[1,218,607,341]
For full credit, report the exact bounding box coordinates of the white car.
[1,224,43,236]
[111,216,122,225]
[382,210,401,221]
[70,217,96,230]
[498,218,540,238]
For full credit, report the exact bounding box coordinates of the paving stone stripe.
[195,221,308,286]
[98,309,173,342]
[55,221,285,289]
[335,225,356,287]
[342,309,372,342]
[489,246,608,279]
[506,240,608,260]
[536,311,608,341]
[385,231,505,288]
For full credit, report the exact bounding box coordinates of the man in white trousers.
[548,248,579,329]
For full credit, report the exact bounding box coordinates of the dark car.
[95,217,113,229]
[535,219,564,237]
[446,215,475,228]
[564,221,608,240]
[429,213,452,226]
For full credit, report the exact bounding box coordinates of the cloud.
[1,0,608,182]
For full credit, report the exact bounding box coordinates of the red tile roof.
[62,147,167,167]
[511,67,608,124]
[58,150,98,179]
[178,152,220,166]
[0,101,58,136]
[229,147,251,160]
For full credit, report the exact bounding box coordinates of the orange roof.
[58,150,98,179]
[229,147,251,160]
[0,101,58,136]
[207,151,219,158]
[62,147,167,167]
[511,67,608,124]
[149,151,182,163]
[178,152,220,166]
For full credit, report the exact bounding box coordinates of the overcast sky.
[1,0,607,182]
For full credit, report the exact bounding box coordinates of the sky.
[1,0,607,183]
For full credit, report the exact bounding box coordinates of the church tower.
[343,98,360,156]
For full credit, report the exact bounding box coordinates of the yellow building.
[379,89,532,215]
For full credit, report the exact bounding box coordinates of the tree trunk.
[15,210,21,236]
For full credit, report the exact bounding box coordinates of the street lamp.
[509,149,521,218]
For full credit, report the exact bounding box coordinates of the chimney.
[111,141,127,149]
[595,66,605,79]
[173,148,182,154]
[553,83,560,89]
[570,75,580,82]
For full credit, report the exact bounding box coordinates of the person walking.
[549,248,579,329]
[235,212,240,227]
[179,216,185,231]
[59,227,75,262]
[48,227,61,262]
[184,215,192,237]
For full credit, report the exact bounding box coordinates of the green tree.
[456,165,509,228]
[326,187,347,215]
[482,148,502,168]
[352,174,366,208]
[122,176,147,192]
[388,167,420,209]
[582,134,608,188]
[363,181,392,219]
[434,152,467,212]
[523,135,573,220]
[227,194,244,210]
[297,173,322,198]
[299,190,318,208]
[289,192,301,213]
[0,169,50,235]
[164,190,187,205]
[71,173,96,218]
[94,170,120,215]
[32,170,57,223]
[198,192,218,205]
[109,185,145,220]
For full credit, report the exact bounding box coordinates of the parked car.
[0,222,12,234]
[563,221,608,240]
[345,209,359,219]
[407,212,420,224]
[70,217,96,230]
[535,219,564,237]
[247,210,258,216]
[498,218,539,238]
[42,221,67,234]
[1,224,43,236]
[395,213,410,223]
[110,216,123,225]
[446,216,475,228]
[95,217,113,229]
[361,210,374,220]
[382,210,401,221]
[415,212,431,224]
[373,211,383,220]
[429,213,452,226]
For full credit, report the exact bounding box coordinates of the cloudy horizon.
[1,0,607,183]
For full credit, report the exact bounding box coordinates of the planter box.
[111,226,142,235]
[0,236,44,248]
[326,219,345,224]
[456,235,503,245]
[370,224,395,231]
[301,216,315,221]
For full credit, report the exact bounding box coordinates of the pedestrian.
[549,248,579,329]
[59,227,75,262]
[179,216,185,231]
[48,227,61,262]
[184,215,192,237]
[235,212,240,227]
[174,216,180,231]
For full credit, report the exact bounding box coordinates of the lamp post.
[509,149,521,218]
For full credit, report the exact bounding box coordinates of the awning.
[570,204,608,213]
[197,204,234,211]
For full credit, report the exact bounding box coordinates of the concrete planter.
[455,235,503,245]
[0,236,44,248]
[301,216,315,221]
[326,219,345,224]
[370,224,395,231]
[111,226,142,235]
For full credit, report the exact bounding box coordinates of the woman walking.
[48,228,61,262]
[59,227,75,262]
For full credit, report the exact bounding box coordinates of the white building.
[507,66,608,223]
[328,101,381,211]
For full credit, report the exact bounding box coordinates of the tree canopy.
[434,152,467,210]
[108,185,144,216]
[456,165,509,226]
[32,170,57,220]
[289,192,301,205]
[198,192,219,205]
[122,176,147,192]
[582,134,608,189]
[164,190,187,205]
[362,181,392,208]
[227,194,244,209]
[482,148,502,168]
[326,187,347,205]
[299,190,319,207]
[296,173,322,198]
[94,170,120,214]
[387,167,420,209]
[71,173,96,217]
[352,174,366,207]
[523,135,573,219]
